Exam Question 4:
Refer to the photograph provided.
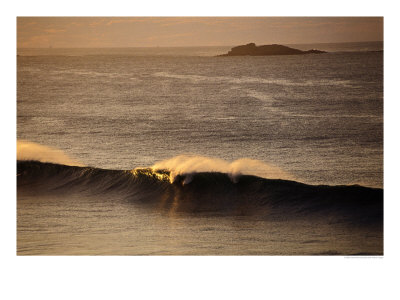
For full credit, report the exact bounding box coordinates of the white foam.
[151,154,295,184]
[17,140,83,166]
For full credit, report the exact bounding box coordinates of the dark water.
[17,161,383,255]
[17,45,383,255]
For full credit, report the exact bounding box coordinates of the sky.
[17,17,383,48]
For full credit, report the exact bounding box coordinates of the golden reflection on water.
[130,168,181,215]
[130,168,170,182]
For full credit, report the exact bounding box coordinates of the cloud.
[157,17,235,27]
[16,17,383,48]
[89,19,107,27]
[44,28,67,33]
[106,18,149,26]
[145,32,193,41]
[159,18,199,27]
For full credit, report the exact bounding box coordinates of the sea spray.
[17,140,83,166]
[151,154,295,184]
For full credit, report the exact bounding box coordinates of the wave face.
[17,160,383,223]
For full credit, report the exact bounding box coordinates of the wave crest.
[17,140,82,166]
[17,161,383,222]
[150,155,295,184]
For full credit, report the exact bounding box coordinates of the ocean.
[17,42,383,255]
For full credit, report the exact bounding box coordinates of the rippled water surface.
[17,46,383,255]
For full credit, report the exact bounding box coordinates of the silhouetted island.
[218,43,326,56]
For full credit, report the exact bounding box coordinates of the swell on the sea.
[17,160,383,225]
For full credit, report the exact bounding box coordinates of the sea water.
[17,43,383,255]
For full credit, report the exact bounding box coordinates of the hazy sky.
[17,17,383,48]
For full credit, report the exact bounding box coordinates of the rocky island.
[218,43,326,56]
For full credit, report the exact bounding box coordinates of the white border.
[3,1,399,299]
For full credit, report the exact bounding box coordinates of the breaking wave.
[17,160,383,223]
[17,140,83,166]
[150,154,295,184]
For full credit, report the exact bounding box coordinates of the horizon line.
[16,40,383,50]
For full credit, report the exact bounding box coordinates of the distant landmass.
[218,43,327,56]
